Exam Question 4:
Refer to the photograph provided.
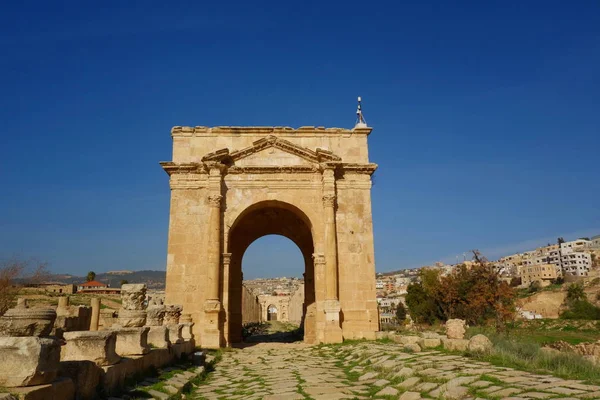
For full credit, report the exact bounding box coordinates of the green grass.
[470,324,600,345]
[462,328,600,384]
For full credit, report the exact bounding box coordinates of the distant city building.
[23,282,76,294]
[520,264,557,287]
[77,280,120,294]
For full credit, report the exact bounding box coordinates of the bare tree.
[0,258,49,315]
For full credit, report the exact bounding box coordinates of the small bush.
[560,300,600,320]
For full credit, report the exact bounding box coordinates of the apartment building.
[520,264,558,287]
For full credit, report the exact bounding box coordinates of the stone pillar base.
[113,327,150,356]
[62,330,120,366]
[181,322,194,340]
[147,326,170,349]
[0,337,61,387]
[203,300,222,349]
[167,324,183,344]
[323,300,343,344]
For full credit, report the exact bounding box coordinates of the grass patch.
[469,324,600,345]
[462,328,600,384]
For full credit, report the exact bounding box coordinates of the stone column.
[57,296,69,309]
[323,194,339,300]
[90,298,100,331]
[203,164,224,348]
[206,193,223,301]
[321,167,343,344]
[222,253,231,344]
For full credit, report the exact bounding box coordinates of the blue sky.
[1,1,599,279]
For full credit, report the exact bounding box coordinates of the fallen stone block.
[445,319,466,339]
[0,337,61,387]
[404,343,421,352]
[10,377,74,400]
[147,326,170,349]
[442,338,469,352]
[419,337,442,348]
[114,327,150,356]
[62,330,121,366]
[468,334,493,353]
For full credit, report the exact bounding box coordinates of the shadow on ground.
[234,321,303,347]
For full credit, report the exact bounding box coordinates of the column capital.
[207,194,223,208]
[204,162,228,176]
[222,253,232,264]
[312,253,326,266]
[322,194,336,208]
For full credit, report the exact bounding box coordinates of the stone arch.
[226,200,316,344]
[161,125,380,348]
[267,304,278,321]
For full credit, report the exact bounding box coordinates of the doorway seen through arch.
[241,235,305,336]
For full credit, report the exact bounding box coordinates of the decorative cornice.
[161,161,377,177]
[171,126,373,137]
[160,162,206,176]
[169,175,208,190]
[338,163,378,175]
[226,165,319,174]
[201,135,342,165]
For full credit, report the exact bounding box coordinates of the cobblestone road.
[192,341,600,399]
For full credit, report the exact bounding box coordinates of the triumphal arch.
[161,124,379,348]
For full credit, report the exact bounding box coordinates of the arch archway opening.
[226,201,316,344]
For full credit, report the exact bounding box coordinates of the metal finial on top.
[355,96,367,128]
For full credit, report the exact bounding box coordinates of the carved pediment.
[201,135,341,166]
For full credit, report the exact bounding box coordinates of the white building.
[561,247,592,276]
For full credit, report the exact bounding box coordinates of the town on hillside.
[375,235,600,324]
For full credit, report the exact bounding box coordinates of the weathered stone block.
[10,377,75,400]
[393,335,420,345]
[62,330,120,366]
[167,324,183,344]
[419,337,442,348]
[117,309,147,328]
[404,343,421,352]
[0,337,61,387]
[445,319,466,339]
[0,308,56,337]
[181,322,194,340]
[114,327,150,356]
[164,305,182,325]
[146,307,165,326]
[442,337,469,352]
[147,326,170,349]
[121,284,147,311]
[468,334,492,353]
[59,360,101,400]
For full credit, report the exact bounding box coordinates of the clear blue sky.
[1,1,599,279]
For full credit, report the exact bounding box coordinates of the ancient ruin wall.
[241,285,261,324]
[288,283,305,325]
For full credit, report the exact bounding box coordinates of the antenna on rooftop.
[355,96,367,128]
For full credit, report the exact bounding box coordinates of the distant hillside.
[38,270,166,290]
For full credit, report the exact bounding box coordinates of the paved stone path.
[192,341,600,399]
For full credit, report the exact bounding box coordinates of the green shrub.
[560,300,600,320]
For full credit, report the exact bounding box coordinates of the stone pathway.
[192,341,600,399]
